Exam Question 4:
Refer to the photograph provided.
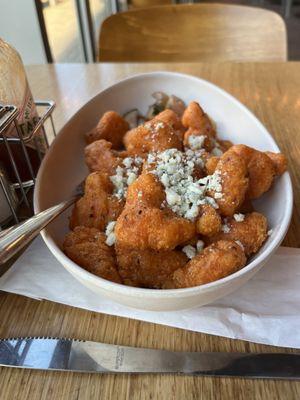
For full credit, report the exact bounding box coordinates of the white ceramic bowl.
[34,72,293,311]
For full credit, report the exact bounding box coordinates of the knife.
[0,337,299,379]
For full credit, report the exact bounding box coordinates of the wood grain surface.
[129,0,172,10]
[0,62,300,399]
[98,4,287,62]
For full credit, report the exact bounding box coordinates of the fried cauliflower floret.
[154,109,185,140]
[85,139,129,175]
[265,151,287,176]
[230,145,286,199]
[63,226,121,283]
[218,139,233,152]
[205,156,219,175]
[70,172,124,231]
[182,101,216,137]
[208,150,249,217]
[209,212,268,256]
[85,111,129,149]
[203,142,233,174]
[115,173,196,251]
[125,171,165,207]
[123,119,183,155]
[116,244,187,288]
[196,204,221,237]
[165,240,246,288]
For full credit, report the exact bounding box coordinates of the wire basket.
[0,101,56,228]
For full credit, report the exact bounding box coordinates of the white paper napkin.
[1,236,300,348]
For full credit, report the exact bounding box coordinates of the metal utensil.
[0,337,299,379]
[0,182,84,264]
[0,163,18,226]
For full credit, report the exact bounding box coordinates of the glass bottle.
[0,37,45,182]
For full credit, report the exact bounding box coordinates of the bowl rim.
[34,70,293,299]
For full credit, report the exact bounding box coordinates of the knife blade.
[0,337,299,379]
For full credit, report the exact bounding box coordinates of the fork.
[0,182,84,264]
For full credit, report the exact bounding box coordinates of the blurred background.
[0,0,299,64]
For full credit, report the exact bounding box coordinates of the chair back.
[98,4,287,62]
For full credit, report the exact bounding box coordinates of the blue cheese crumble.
[221,224,230,233]
[196,240,204,252]
[182,240,205,259]
[233,213,245,222]
[149,148,223,220]
[110,156,143,199]
[105,221,116,246]
[182,245,196,259]
[210,138,224,157]
[188,135,206,150]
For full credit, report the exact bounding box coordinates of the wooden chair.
[129,0,172,9]
[127,0,173,10]
[98,4,287,62]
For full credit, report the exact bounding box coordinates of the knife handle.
[192,353,300,378]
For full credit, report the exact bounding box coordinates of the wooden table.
[1,63,300,399]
